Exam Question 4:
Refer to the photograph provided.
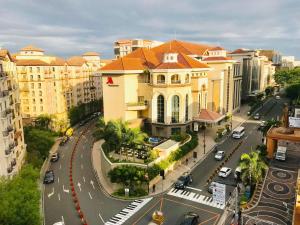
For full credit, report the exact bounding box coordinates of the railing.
[126,101,148,107]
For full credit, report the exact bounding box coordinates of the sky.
[0,0,300,59]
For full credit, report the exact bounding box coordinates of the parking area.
[242,143,299,225]
[130,197,221,225]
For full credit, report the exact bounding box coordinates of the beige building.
[14,45,102,130]
[114,39,163,58]
[0,49,26,177]
[101,40,242,137]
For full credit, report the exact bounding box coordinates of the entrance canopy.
[193,109,225,123]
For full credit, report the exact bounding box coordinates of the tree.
[285,83,300,101]
[93,117,106,140]
[258,119,281,136]
[35,114,52,129]
[274,68,300,85]
[0,165,41,225]
[239,151,268,187]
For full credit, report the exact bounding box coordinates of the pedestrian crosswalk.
[104,197,152,225]
[167,188,225,209]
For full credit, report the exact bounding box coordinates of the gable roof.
[209,46,225,51]
[66,56,86,66]
[101,47,210,71]
[16,59,49,66]
[152,40,214,56]
[20,45,44,52]
[229,48,253,54]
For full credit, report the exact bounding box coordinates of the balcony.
[5,149,11,156]
[126,101,148,111]
[6,109,12,116]
[7,126,14,133]
[11,158,16,167]
[2,130,9,137]
[7,166,13,174]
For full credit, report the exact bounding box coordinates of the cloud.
[0,0,299,59]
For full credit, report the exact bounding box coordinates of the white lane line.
[77,182,82,192]
[83,176,86,183]
[58,177,60,183]
[185,186,202,192]
[58,193,61,201]
[88,192,92,199]
[59,164,62,170]
[63,185,69,193]
[98,213,105,224]
[81,164,83,169]
[90,180,95,189]
[47,187,54,198]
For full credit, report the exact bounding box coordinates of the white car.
[214,151,225,160]
[275,95,280,99]
[218,167,232,178]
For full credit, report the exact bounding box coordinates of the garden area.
[94,118,198,198]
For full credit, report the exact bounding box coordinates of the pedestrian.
[152,184,156,193]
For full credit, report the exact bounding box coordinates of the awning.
[193,109,225,123]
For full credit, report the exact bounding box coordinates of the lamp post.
[203,123,206,154]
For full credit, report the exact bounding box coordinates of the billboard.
[289,117,300,128]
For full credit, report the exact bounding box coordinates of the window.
[157,75,165,84]
[171,74,180,84]
[39,91,42,96]
[40,106,43,111]
[185,74,189,83]
[38,75,41,80]
[52,67,55,72]
[31,83,34,88]
[38,83,41,89]
[40,99,43,103]
[171,95,180,123]
[32,91,35,96]
[185,94,189,121]
[157,95,164,123]
[32,99,35,104]
[30,75,33,80]
[37,67,40,73]
[29,67,32,73]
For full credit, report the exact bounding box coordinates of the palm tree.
[258,119,281,136]
[239,151,268,187]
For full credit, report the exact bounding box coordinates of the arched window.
[185,94,189,121]
[157,75,165,84]
[171,74,180,84]
[171,95,180,123]
[157,95,164,123]
[185,74,189,83]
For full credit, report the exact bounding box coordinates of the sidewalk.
[149,104,250,196]
[91,104,251,197]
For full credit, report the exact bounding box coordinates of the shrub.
[170,133,188,143]
[113,187,147,198]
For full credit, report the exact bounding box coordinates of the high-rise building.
[14,45,103,129]
[113,39,163,58]
[0,49,26,177]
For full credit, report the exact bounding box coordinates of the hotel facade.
[101,40,243,137]
[0,49,26,177]
[14,45,103,130]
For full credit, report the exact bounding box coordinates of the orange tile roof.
[194,109,224,123]
[101,47,210,71]
[152,40,214,56]
[202,57,233,61]
[20,45,44,52]
[209,46,225,51]
[50,57,66,66]
[82,52,100,56]
[229,48,251,54]
[16,59,49,66]
[66,56,86,66]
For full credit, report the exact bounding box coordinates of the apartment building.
[101,40,242,137]
[228,49,275,100]
[14,45,102,129]
[0,49,26,177]
[114,39,163,58]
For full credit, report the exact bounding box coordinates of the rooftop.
[20,45,44,52]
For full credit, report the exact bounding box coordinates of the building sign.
[212,182,226,206]
[289,117,300,128]
[106,76,114,84]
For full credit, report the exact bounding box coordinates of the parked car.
[43,170,55,184]
[50,152,59,162]
[180,212,199,225]
[275,95,280,99]
[218,167,232,178]
[253,113,260,120]
[59,136,69,146]
[174,173,193,189]
[214,151,225,161]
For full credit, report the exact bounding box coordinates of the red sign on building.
[106,77,113,84]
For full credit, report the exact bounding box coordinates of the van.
[232,126,245,139]
[275,146,287,161]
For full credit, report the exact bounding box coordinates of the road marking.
[88,192,93,199]
[77,182,82,192]
[98,213,105,224]
[59,164,62,170]
[58,193,61,201]
[185,186,202,192]
[90,180,95,189]
[47,187,54,198]
[83,176,86,183]
[63,185,69,193]
[81,164,83,169]
[58,177,60,183]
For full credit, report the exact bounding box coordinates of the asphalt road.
[43,96,287,225]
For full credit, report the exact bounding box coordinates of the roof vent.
[163,53,178,63]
